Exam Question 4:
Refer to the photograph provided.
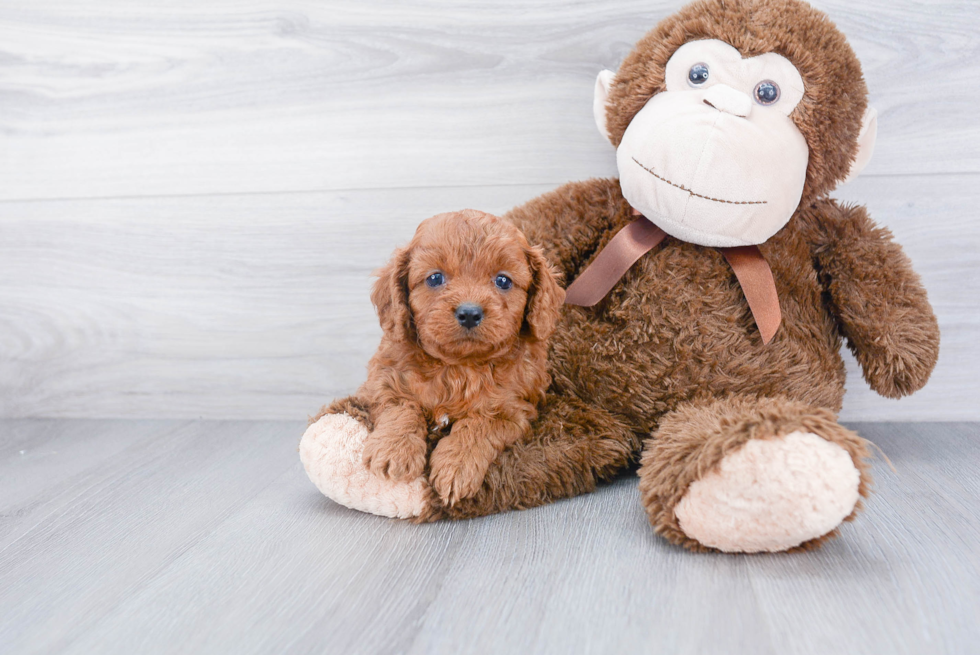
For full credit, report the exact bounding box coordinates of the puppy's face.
[372,210,564,364]
[408,212,533,362]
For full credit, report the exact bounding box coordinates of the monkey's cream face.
[615,39,809,247]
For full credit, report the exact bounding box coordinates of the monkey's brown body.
[530,181,850,425]
[413,0,941,551]
[425,179,938,551]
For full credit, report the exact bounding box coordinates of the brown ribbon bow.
[564,210,781,344]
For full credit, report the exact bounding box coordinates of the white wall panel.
[0,0,977,418]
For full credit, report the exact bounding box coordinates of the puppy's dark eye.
[494,274,513,290]
[754,80,780,105]
[425,272,445,288]
[688,63,709,86]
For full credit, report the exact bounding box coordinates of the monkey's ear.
[370,246,415,342]
[593,69,616,145]
[841,106,878,185]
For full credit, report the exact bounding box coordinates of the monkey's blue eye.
[755,80,780,105]
[688,63,709,85]
[494,274,513,290]
[426,272,445,288]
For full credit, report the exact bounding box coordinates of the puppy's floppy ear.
[523,245,565,341]
[371,245,415,342]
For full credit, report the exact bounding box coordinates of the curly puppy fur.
[320,209,565,506]
[421,0,939,552]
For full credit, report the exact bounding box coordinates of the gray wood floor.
[1,420,977,655]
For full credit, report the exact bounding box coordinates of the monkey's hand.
[812,199,940,398]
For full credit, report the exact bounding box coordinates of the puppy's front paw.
[429,438,491,506]
[362,432,427,482]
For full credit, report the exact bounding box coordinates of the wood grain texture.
[0,184,549,419]
[1,176,976,420]
[0,419,302,653]
[1,0,978,201]
[1,0,977,420]
[0,420,977,654]
[0,419,189,550]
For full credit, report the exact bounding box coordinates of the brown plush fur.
[322,209,565,505]
[423,178,937,538]
[417,0,940,552]
[637,394,872,552]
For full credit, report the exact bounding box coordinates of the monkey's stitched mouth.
[632,157,767,206]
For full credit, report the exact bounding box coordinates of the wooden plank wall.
[1,0,977,420]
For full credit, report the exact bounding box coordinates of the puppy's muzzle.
[455,303,483,329]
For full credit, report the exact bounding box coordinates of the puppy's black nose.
[455,303,483,329]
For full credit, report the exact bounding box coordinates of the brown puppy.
[343,209,564,505]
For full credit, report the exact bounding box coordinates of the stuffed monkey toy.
[301,0,940,552]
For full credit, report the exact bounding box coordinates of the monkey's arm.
[505,178,632,281]
[809,199,940,398]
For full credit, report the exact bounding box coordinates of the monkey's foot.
[300,413,427,519]
[676,432,861,552]
[639,397,871,553]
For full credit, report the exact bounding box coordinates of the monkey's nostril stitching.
[704,99,716,109]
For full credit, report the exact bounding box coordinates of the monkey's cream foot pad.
[300,413,427,518]
[674,431,862,553]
